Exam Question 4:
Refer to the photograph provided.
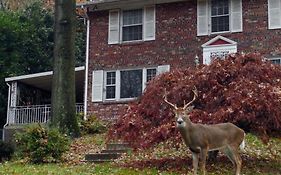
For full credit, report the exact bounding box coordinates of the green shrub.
[0,140,15,161]
[79,115,107,135]
[15,124,70,163]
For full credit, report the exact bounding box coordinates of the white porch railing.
[7,103,84,125]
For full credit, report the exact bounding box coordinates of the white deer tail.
[239,133,246,151]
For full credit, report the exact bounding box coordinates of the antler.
[183,86,198,110]
[163,89,178,110]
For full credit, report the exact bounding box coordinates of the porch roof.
[5,66,85,92]
[77,0,186,10]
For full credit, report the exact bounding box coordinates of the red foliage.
[108,53,281,148]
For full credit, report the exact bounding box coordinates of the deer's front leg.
[192,152,199,175]
[199,148,208,175]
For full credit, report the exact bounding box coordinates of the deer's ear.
[185,106,194,113]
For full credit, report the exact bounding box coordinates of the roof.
[77,0,186,9]
[5,67,85,93]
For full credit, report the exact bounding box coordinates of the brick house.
[79,0,281,120]
[3,0,281,139]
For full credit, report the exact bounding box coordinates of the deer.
[163,87,245,175]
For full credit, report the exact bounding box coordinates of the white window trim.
[120,8,144,43]
[108,5,155,44]
[103,67,156,102]
[209,0,231,33]
[267,57,281,64]
[98,65,169,102]
[197,0,242,36]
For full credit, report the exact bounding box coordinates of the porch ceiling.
[5,67,85,93]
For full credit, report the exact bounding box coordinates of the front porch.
[7,104,84,126]
[3,67,85,140]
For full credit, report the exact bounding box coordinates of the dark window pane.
[123,9,142,25]
[106,72,116,85]
[211,16,229,32]
[106,86,116,99]
[120,70,143,98]
[122,25,142,41]
[271,59,281,64]
[211,0,229,16]
[147,69,156,82]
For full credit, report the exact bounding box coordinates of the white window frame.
[120,8,144,43]
[108,5,155,44]
[267,57,281,64]
[197,0,242,36]
[210,0,231,34]
[104,67,157,101]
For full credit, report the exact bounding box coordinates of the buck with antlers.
[163,87,245,175]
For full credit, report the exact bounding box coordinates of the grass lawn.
[0,133,280,175]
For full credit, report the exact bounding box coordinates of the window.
[268,57,281,64]
[202,36,237,64]
[211,0,230,33]
[146,68,157,82]
[197,0,242,36]
[122,9,143,42]
[268,0,281,29]
[92,65,170,102]
[105,72,116,99]
[108,6,155,44]
[120,70,143,98]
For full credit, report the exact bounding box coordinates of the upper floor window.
[92,65,170,102]
[108,6,155,44]
[211,0,230,33]
[197,0,242,36]
[268,0,281,29]
[122,9,143,42]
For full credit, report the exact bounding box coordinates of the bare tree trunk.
[51,0,80,137]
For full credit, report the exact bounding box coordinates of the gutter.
[3,83,11,141]
[82,6,90,120]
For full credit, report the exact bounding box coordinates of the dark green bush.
[15,124,70,163]
[0,140,15,161]
[79,115,107,135]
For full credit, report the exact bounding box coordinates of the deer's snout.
[176,118,184,127]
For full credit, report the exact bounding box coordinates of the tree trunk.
[51,0,80,137]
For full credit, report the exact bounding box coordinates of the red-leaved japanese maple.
[108,53,281,148]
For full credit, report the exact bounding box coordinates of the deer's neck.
[178,120,194,146]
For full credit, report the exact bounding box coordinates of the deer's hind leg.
[222,145,242,175]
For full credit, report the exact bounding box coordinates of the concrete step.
[106,143,130,150]
[85,152,122,162]
[101,149,129,154]
[85,142,131,163]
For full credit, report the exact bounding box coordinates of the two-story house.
[3,0,281,138]
[78,0,281,120]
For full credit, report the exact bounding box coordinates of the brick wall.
[86,0,281,119]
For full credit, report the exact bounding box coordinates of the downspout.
[83,5,90,120]
[3,83,11,141]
